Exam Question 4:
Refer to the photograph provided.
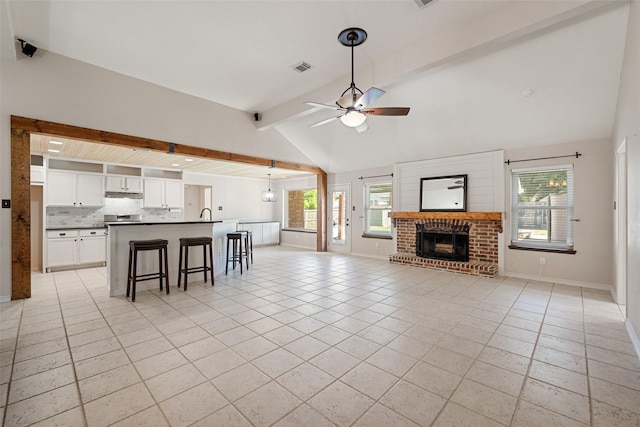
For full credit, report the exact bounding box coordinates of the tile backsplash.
[46,198,182,228]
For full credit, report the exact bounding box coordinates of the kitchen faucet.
[199,208,212,221]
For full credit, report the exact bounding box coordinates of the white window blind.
[511,165,574,250]
[363,182,392,237]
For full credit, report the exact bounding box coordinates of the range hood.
[105,191,143,199]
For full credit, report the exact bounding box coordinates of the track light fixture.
[17,39,37,57]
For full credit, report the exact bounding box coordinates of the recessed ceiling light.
[49,140,63,145]
[521,88,535,97]
[184,158,194,162]
[48,149,60,153]
[172,163,180,167]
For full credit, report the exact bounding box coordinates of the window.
[284,188,317,231]
[510,166,575,252]
[364,182,392,237]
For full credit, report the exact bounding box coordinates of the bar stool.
[127,239,169,302]
[235,230,253,267]
[226,232,247,274]
[178,237,214,291]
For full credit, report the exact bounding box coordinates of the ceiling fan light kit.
[305,27,410,131]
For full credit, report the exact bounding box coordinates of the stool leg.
[203,243,208,284]
[184,245,189,291]
[164,245,170,294]
[226,238,230,275]
[239,237,243,274]
[208,242,215,286]
[244,235,250,270]
[233,238,238,271]
[250,234,253,264]
[127,246,133,298]
[132,249,138,302]
[178,244,183,289]
[158,246,163,291]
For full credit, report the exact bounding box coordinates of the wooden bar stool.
[178,236,214,291]
[225,233,246,274]
[127,239,169,302]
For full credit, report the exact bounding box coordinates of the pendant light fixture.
[262,173,277,202]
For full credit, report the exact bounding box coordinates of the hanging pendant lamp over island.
[262,173,277,202]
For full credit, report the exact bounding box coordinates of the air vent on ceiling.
[414,0,436,8]
[292,61,312,73]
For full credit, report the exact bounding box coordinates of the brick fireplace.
[389,212,502,277]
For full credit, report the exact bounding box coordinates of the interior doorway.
[30,185,43,272]
[328,184,351,254]
[184,185,213,221]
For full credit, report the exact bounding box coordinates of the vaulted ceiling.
[5,0,630,174]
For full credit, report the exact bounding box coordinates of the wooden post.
[11,125,31,299]
[317,171,328,251]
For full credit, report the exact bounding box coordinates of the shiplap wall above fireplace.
[393,150,505,213]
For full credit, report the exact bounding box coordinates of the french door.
[328,184,351,254]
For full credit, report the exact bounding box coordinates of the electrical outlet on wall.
[539,257,546,265]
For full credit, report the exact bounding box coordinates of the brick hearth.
[389,212,502,277]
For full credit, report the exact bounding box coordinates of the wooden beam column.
[11,124,31,299]
[317,171,328,251]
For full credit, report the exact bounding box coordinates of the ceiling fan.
[306,28,410,133]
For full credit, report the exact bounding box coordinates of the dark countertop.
[238,220,280,224]
[106,221,222,226]
[47,225,107,231]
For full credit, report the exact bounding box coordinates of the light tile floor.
[1,246,640,426]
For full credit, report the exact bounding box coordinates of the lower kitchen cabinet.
[46,229,107,271]
[238,221,280,247]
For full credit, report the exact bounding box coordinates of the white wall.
[183,173,276,222]
[612,0,640,354]
[0,50,313,299]
[503,139,614,289]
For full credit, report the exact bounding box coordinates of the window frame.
[509,165,575,253]
[362,181,393,239]
[282,187,318,232]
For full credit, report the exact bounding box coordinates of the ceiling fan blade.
[362,107,410,116]
[354,87,385,110]
[355,121,369,133]
[310,116,340,127]
[305,101,342,111]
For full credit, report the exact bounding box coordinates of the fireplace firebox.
[416,220,470,262]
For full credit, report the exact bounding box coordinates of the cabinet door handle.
[90,231,97,235]
[59,233,66,236]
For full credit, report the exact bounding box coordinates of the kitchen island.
[106,220,237,297]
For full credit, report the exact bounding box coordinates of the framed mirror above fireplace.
[419,174,467,212]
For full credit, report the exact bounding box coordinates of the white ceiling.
[6,0,630,175]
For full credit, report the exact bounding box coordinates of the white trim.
[350,252,389,261]
[0,295,11,303]
[625,319,640,360]
[510,163,574,173]
[279,243,315,250]
[503,272,612,293]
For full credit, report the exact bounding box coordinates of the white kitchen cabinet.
[238,221,280,247]
[144,178,183,208]
[262,222,280,246]
[47,171,104,207]
[46,228,107,270]
[105,176,143,193]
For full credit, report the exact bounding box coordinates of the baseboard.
[279,243,316,250]
[0,295,11,303]
[503,272,612,293]
[350,252,389,260]
[625,319,640,360]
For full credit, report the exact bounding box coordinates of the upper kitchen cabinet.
[105,176,143,193]
[47,171,104,207]
[144,178,183,208]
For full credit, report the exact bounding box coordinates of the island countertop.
[106,220,222,227]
